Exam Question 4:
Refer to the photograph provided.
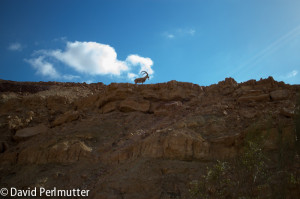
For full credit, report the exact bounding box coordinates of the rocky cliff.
[0,77,299,198]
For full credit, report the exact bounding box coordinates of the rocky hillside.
[0,77,299,198]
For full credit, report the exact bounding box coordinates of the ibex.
[134,71,149,84]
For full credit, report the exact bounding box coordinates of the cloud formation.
[50,41,128,76]
[286,70,298,78]
[165,33,175,39]
[163,28,196,39]
[127,73,138,81]
[8,42,23,51]
[26,41,154,82]
[25,56,60,79]
[126,55,154,81]
[126,54,154,75]
[178,28,196,36]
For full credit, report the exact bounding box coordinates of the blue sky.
[1,0,300,85]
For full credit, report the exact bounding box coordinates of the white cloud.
[187,29,196,35]
[49,41,129,76]
[165,33,175,39]
[126,54,154,76]
[53,36,67,42]
[26,41,154,82]
[279,70,298,81]
[25,56,60,79]
[163,28,196,39]
[163,32,176,39]
[168,34,175,39]
[25,56,81,80]
[286,70,298,78]
[127,72,138,81]
[8,42,23,51]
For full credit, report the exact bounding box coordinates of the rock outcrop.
[14,124,48,141]
[0,77,299,198]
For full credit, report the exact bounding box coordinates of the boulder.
[14,124,48,140]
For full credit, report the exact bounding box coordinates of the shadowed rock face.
[0,81,50,93]
[0,77,299,198]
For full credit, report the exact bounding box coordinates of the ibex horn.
[141,71,148,75]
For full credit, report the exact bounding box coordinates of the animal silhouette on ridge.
[134,71,149,84]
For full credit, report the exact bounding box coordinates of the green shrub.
[189,160,232,199]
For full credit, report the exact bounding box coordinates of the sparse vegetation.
[189,114,300,199]
[189,160,232,199]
